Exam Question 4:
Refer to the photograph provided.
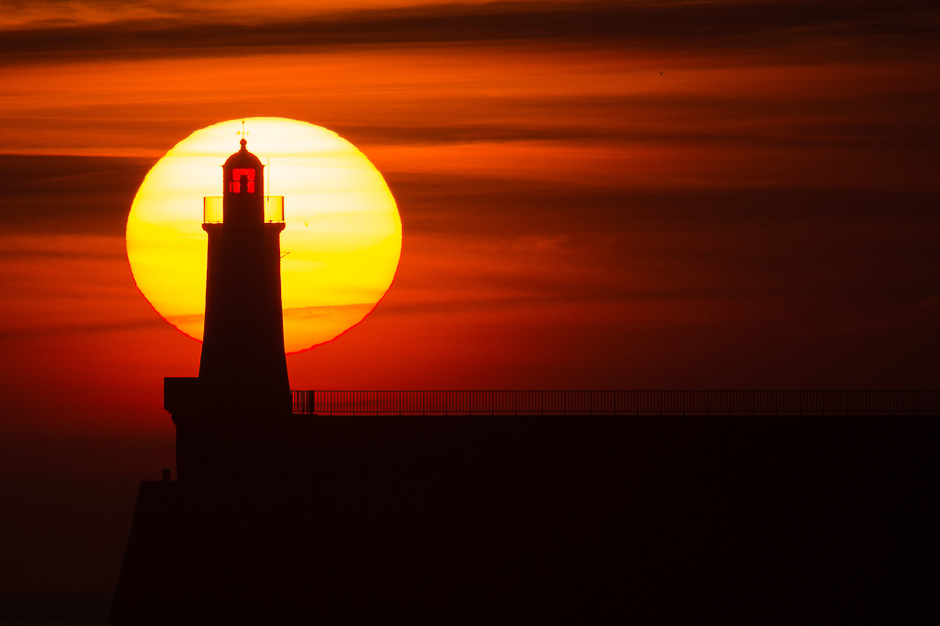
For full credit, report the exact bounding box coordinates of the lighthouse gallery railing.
[291,389,939,416]
[203,196,284,224]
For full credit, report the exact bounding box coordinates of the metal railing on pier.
[291,389,940,416]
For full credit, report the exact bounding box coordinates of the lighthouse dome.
[224,138,263,170]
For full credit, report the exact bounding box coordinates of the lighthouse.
[164,138,290,481]
[199,138,290,413]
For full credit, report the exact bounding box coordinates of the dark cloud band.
[1,1,938,61]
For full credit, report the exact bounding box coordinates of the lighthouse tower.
[199,138,290,413]
[164,138,290,481]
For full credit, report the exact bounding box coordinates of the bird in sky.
[659,71,665,75]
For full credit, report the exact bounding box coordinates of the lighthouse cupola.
[222,138,265,224]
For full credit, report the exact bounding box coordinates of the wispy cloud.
[0,155,153,234]
[0,318,163,339]
[1,1,937,62]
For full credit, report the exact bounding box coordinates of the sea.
[0,594,111,626]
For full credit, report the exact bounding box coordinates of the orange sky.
[1,0,939,590]
[2,1,939,430]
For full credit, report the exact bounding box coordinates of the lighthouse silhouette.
[200,137,289,407]
[164,137,290,482]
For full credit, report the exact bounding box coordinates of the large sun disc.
[126,118,402,353]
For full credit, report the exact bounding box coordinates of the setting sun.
[125,117,402,353]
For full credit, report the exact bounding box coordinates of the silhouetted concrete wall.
[111,415,936,624]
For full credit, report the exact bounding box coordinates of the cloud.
[0,155,153,235]
[0,318,164,339]
[0,1,937,62]
[387,172,940,237]
[0,249,125,260]
[384,170,940,331]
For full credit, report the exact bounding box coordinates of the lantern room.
[218,138,266,224]
[203,138,284,225]
[229,167,255,194]
[224,138,263,195]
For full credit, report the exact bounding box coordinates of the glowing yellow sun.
[126,118,402,353]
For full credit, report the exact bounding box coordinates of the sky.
[1,0,939,591]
